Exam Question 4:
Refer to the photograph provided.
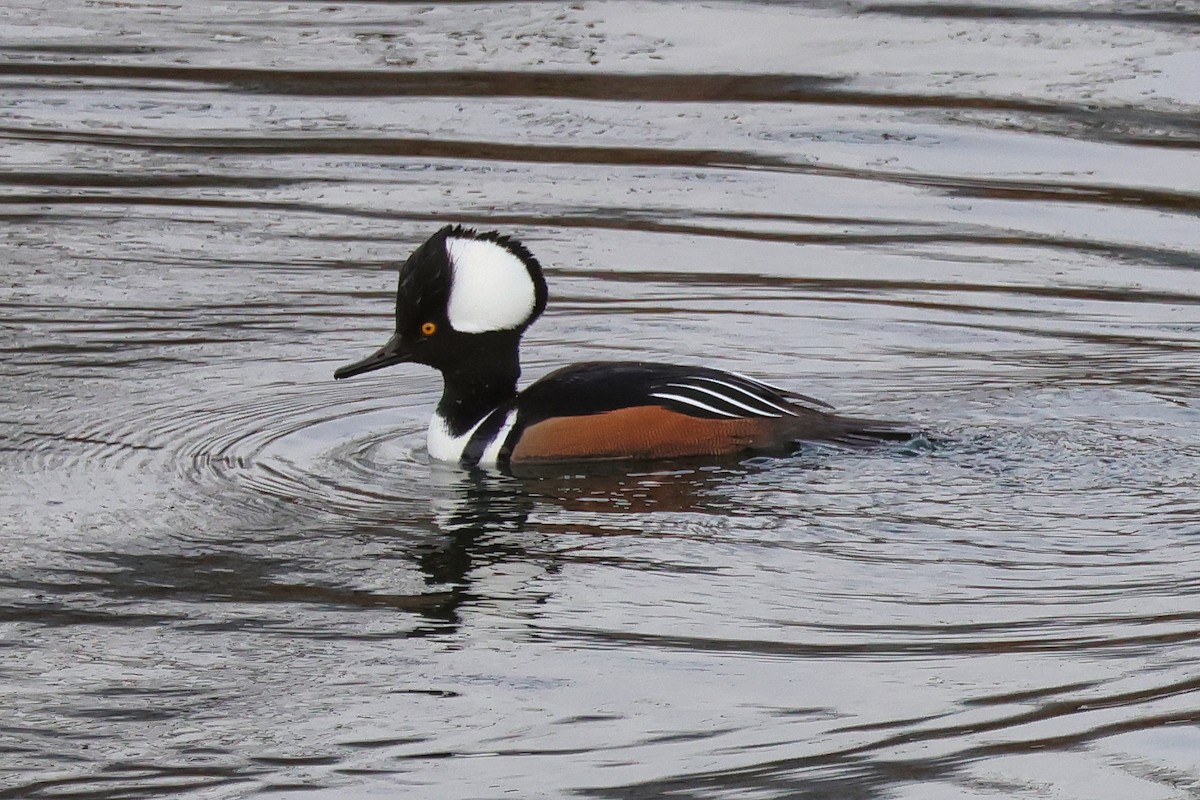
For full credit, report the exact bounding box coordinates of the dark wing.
[646,368,834,420]
[515,361,831,423]
[501,361,916,464]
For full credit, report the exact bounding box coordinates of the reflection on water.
[2,1,1200,798]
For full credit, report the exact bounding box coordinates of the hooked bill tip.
[333,338,409,380]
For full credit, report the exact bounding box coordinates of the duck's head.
[334,225,548,380]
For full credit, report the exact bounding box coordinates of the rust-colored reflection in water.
[2,1,1199,798]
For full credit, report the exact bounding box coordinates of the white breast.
[426,409,518,466]
[479,409,518,465]
[427,413,484,463]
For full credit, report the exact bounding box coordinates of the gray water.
[3,1,1200,798]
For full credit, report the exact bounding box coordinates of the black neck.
[435,339,521,436]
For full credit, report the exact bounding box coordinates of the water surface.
[2,1,1200,798]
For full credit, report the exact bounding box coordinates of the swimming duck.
[334,225,913,467]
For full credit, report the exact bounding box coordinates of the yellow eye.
[420,321,437,336]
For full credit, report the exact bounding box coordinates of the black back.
[514,361,831,425]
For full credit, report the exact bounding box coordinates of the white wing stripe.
[663,382,783,418]
[648,392,742,419]
[721,369,789,393]
[718,370,833,411]
[682,377,796,416]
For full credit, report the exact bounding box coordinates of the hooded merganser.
[334,225,914,467]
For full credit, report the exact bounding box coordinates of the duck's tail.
[822,413,928,446]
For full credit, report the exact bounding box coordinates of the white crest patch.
[445,237,536,333]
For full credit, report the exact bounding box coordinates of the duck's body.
[425,360,910,467]
[334,226,914,468]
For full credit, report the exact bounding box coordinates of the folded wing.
[504,361,914,464]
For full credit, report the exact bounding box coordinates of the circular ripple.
[8,373,440,523]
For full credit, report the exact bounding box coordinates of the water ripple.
[3,1,1200,798]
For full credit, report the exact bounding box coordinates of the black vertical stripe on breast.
[460,404,515,465]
